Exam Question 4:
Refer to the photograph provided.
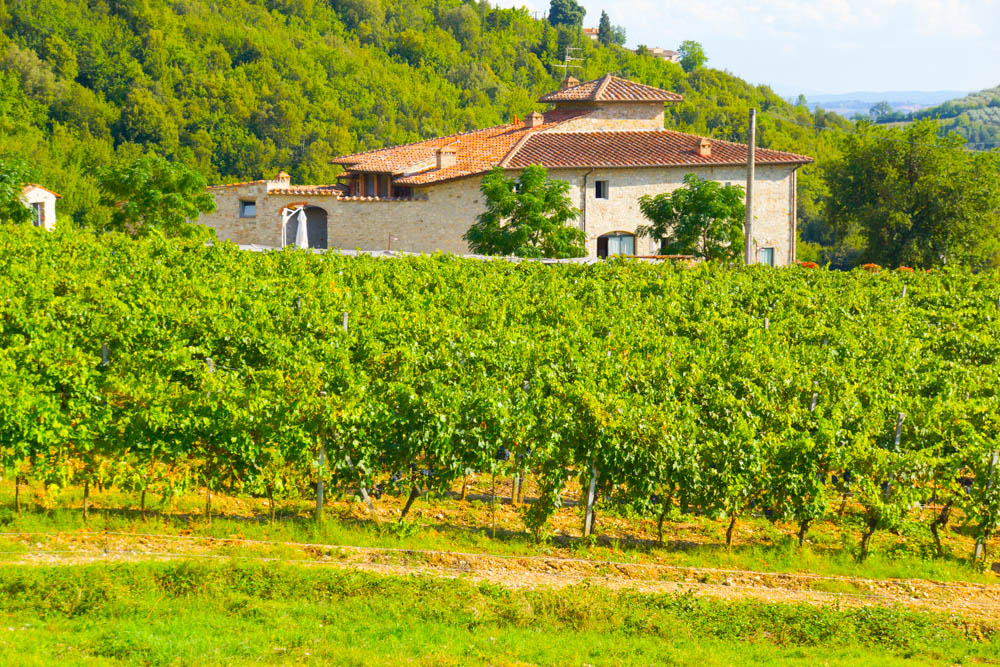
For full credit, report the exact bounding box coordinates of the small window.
[595,180,609,199]
[31,202,44,227]
[239,200,256,218]
[757,247,775,266]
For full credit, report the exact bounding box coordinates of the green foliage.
[596,11,625,47]
[880,86,1000,150]
[547,0,586,29]
[0,156,37,225]
[823,119,1000,268]
[97,157,217,238]
[678,40,707,73]
[464,165,585,258]
[1,562,995,665]
[3,227,1000,560]
[637,173,745,260]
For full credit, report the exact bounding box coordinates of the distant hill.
[912,85,1000,150]
[795,91,967,118]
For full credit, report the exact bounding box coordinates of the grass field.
[1,480,999,665]
[0,561,997,666]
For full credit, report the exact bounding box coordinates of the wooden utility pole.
[745,108,756,265]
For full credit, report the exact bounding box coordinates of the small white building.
[21,185,60,230]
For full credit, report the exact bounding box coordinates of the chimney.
[560,76,580,90]
[274,171,291,183]
[525,111,545,129]
[697,138,712,158]
[436,145,457,170]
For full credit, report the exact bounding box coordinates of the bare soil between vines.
[4,530,1000,622]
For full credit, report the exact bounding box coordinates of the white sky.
[498,0,999,94]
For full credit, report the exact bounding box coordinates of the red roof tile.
[504,130,813,169]
[539,74,683,103]
[333,108,592,186]
[22,184,62,198]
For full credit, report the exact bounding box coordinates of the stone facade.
[549,164,797,262]
[200,165,798,264]
[541,102,665,132]
[201,176,482,255]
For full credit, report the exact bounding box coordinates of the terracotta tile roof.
[539,74,683,103]
[332,108,592,186]
[504,130,813,168]
[22,184,62,198]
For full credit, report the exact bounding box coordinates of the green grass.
[0,561,995,666]
[0,481,996,587]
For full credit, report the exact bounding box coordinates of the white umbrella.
[295,208,309,249]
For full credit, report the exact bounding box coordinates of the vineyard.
[2,225,1000,565]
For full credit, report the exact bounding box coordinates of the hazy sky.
[499,0,999,94]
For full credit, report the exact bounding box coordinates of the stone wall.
[546,102,665,132]
[548,164,797,263]
[200,179,483,254]
[199,166,798,264]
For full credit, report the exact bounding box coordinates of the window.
[239,200,256,218]
[597,232,635,258]
[757,247,775,266]
[378,174,390,199]
[31,203,43,227]
[595,180,609,199]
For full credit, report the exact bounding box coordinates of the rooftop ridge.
[539,74,683,104]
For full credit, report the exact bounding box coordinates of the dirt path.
[2,530,1000,621]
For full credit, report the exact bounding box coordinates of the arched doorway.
[284,206,328,249]
[597,231,635,258]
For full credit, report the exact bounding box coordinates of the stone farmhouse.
[22,184,60,230]
[200,75,812,264]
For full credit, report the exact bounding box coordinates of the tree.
[0,156,37,225]
[824,119,1000,268]
[678,40,707,72]
[597,12,625,46]
[464,165,586,258]
[868,101,894,121]
[597,11,612,45]
[636,173,745,260]
[548,0,585,29]
[610,25,626,46]
[97,156,217,238]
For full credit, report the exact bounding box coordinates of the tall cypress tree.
[597,10,612,46]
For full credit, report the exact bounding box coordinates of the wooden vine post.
[316,440,326,523]
[974,450,999,563]
[583,465,599,538]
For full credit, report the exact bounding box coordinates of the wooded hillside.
[0,0,845,227]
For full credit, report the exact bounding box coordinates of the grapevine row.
[1,226,999,562]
